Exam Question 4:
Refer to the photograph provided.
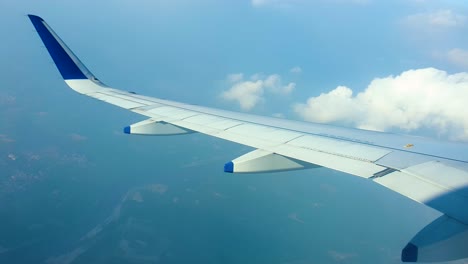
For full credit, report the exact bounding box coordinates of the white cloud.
[263,74,296,94]
[447,48,468,68]
[222,73,295,110]
[295,85,359,125]
[294,68,468,141]
[404,10,466,28]
[290,66,302,74]
[282,82,296,94]
[222,79,264,110]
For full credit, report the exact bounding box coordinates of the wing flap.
[287,135,391,162]
[272,143,387,178]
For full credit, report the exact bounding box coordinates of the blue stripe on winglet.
[28,15,87,80]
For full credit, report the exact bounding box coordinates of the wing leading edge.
[28,15,468,262]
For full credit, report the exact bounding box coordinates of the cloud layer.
[294,68,468,141]
[222,73,295,110]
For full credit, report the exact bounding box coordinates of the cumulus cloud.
[222,79,263,110]
[222,73,295,110]
[404,10,466,28]
[294,68,468,141]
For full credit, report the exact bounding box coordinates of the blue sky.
[4,0,468,140]
[1,0,468,140]
[1,0,468,263]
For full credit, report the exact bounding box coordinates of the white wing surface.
[28,15,468,262]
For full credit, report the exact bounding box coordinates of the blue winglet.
[28,15,87,80]
[123,126,131,134]
[224,161,234,173]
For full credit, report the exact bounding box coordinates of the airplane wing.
[28,15,468,262]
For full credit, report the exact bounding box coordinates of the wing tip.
[28,14,89,80]
[27,14,44,24]
[27,14,42,19]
